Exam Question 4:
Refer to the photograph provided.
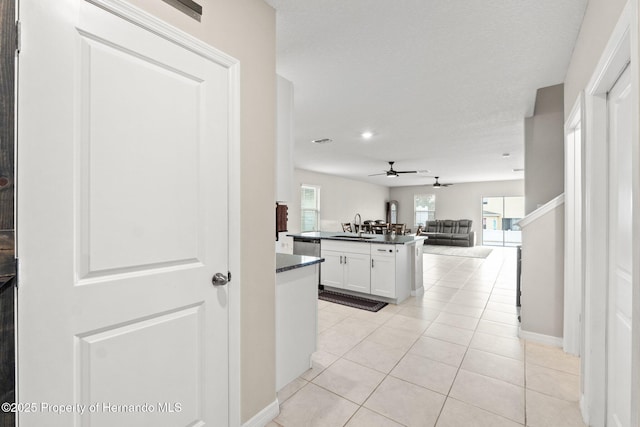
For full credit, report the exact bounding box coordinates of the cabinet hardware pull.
[371,259,374,268]
[340,255,343,264]
[377,249,386,252]
[344,256,347,264]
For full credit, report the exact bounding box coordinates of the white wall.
[276,75,294,202]
[519,201,565,341]
[524,84,565,214]
[290,169,390,234]
[564,0,627,118]
[275,76,295,253]
[389,179,524,242]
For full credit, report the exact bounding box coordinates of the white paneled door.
[17,1,236,426]
[606,65,633,427]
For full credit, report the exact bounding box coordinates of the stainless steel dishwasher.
[293,237,321,286]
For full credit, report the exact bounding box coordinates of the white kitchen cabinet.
[321,239,412,303]
[321,250,345,288]
[343,252,371,293]
[321,241,371,293]
[370,245,396,298]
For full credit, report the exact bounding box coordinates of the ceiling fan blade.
[368,172,387,176]
[395,170,418,174]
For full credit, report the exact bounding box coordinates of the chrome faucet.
[354,213,362,235]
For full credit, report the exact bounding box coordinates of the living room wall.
[389,179,524,244]
[289,169,390,235]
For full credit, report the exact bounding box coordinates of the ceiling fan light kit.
[361,131,374,139]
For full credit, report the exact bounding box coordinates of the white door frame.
[17,0,242,424]
[582,0,639,425]
[564,95,584,357]
[563,94,584,356]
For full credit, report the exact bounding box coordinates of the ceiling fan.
[432,176,453,188]
[369,161,421,178]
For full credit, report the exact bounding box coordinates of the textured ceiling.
[266,0,588,187]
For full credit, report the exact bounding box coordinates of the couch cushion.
[457,219,472,234]
[442,220,454,233]
[425,220,439,233]
[451,233,470,240]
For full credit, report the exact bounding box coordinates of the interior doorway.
[606,63,633,427]
[481,196,525,246]
[581,3,639,425]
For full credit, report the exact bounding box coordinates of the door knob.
[212,272,229,286]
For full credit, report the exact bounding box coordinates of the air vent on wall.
[162,0,202,21]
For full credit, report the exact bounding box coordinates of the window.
[481,196,524,246]
[414,194,436,226]
[300,185,320,232]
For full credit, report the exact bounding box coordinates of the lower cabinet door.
[371,254,396,298]
[321,250,344,288]
[343,252,371,293]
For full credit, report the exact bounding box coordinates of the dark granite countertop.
[276,253,324,273]
[287,231,427,245]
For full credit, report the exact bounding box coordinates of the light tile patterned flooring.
[269,247,586,427]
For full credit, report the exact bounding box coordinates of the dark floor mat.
[318,289,388,312]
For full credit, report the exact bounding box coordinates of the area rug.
[318,290,388,312]
[422,245,493,259]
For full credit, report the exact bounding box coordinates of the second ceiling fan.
[432,177,453,188]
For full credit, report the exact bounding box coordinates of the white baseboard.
[411,286,424,296]
[242,399,280,427]
[518,328,563,347]
[579,395,589,426]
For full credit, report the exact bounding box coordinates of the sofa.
[419,219,475,247]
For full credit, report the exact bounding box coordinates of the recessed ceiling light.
[502,153,510,158]
[312,138,332,144]
[361,131,374,139]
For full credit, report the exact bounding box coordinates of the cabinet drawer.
[371,244,396,257]
[322,240,371,254]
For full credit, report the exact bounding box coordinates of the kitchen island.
[275,253,323,391]
[288,232,426,304]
